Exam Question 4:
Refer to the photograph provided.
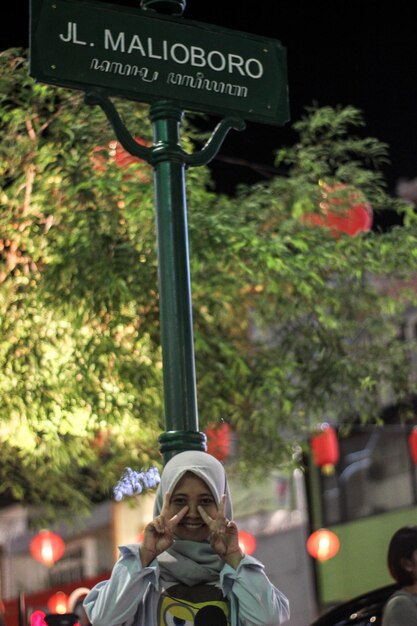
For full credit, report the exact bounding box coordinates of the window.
[48,546,85,587]
[320,427,417,525]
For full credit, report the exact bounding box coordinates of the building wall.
[252,525,318,626]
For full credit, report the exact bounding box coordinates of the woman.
[84,450,290,626]
[382,526,417,625]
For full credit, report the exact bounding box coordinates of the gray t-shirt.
[382,590,417,626]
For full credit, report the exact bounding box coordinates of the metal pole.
[18,591,26,626]
[150,101,206,462]
[139,0,207,463]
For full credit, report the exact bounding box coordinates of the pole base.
[159,430,207,463]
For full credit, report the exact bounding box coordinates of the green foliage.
[1,49,417,521]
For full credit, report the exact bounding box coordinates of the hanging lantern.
[307,528,340,561]
[238,530,257,555]
[47,592,69,614]
[206,422,232,461]
[30,530,65,567]
[409,428,417,465]
[112,138,149,170]
[91,137,151,183]
[302,180,373,237]
[311,423,340,474]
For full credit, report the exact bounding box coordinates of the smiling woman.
[83,450,290,626]
[165,473,219,543]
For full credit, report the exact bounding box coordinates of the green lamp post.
[140,0,203,461]
[143,0,244,460]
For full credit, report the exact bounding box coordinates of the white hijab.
[154,450,233,586]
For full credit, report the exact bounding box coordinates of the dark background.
[3,1,417,209]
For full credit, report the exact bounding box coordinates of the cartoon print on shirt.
[158,584,229,626]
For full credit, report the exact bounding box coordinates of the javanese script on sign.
[30,0,289,125]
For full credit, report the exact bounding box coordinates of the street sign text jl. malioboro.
[30,0,289,125]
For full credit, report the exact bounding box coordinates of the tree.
[1,48,417,523]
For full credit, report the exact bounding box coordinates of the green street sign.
[30,0,289,125]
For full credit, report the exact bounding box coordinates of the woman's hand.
[139,493,188,566]
[198,495,244,568]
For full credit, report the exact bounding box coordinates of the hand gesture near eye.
[198,495,244,569]
[139,493,188,567]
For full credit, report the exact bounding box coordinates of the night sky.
[3,0,417,206]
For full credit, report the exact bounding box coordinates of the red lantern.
[112,138,149,169]
[307,528,340,561]
[91,137,151,183]
[310,424,340,473]
[409,428,417,465]
[47,592,69,614]
[238,530,257,555]
[206,423,232,461]
[30,530,65,567]
[302,181,373,237]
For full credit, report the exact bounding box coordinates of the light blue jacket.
[84,544,290,626]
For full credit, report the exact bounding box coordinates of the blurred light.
[238,530,256,555]
[206,422,232,461]
[47,592,69,614]
[30,530,65,567]
[30,610,47,626]
[408,428,417,465]
[307,528,340,561]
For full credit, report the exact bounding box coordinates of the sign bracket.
[85,89,246,168]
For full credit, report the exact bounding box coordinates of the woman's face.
[168,471,218,542]
[403,549,417,585]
